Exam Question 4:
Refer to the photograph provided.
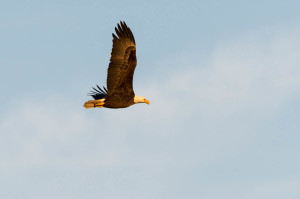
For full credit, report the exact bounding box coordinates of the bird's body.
[84,21,150,109]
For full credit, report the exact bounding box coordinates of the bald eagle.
[84,21,150,109]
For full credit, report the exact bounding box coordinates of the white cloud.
[161,28,300,118]
[1,27,300,199]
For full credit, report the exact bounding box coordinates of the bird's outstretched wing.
[106,21,137,97]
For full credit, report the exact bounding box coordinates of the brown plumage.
[84,21,150,109]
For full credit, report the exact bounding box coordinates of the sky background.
[1,0,300,199]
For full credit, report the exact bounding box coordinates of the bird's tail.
[83,99,105,109]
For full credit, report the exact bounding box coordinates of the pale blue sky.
[1,1,300,199]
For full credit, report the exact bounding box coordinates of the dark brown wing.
[106,21,136,98]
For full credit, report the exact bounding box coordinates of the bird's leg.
[84,99,105,109]
[94,102,105,108]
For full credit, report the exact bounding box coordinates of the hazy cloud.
[1,27,300,199]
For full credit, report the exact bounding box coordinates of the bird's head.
[134,95,150,105]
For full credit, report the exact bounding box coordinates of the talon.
[95,102,105,107]
[84,99,105,109]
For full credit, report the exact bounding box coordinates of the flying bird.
[84,21,150,109]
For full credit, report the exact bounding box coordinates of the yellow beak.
[144,99,150,105]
